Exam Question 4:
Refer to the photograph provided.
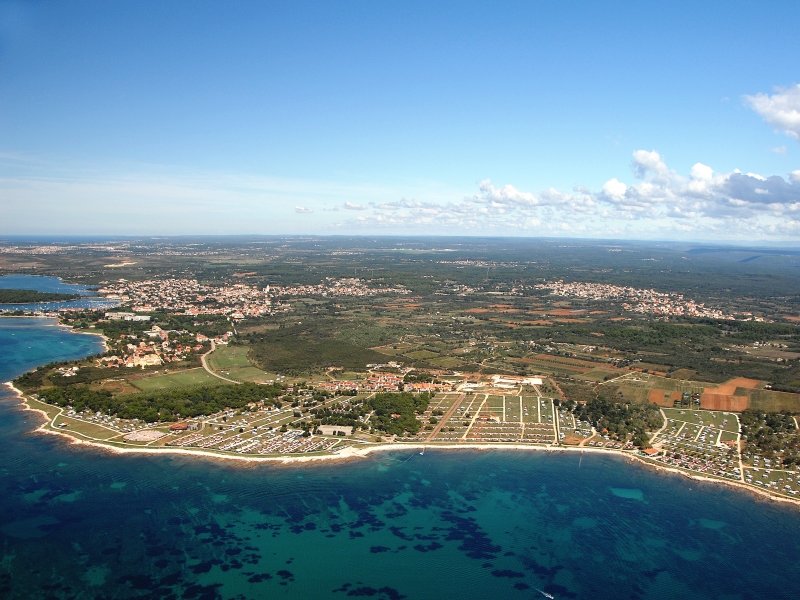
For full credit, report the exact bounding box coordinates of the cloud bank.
[348,150,800,239]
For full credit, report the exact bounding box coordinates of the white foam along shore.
[4,381,800,509]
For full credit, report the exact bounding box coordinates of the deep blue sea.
[2,318,800,598]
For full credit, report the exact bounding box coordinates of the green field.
[55,417,128,441]
[206,344,279,383]
[428,356,466,368]
[613,383,650,403]
[371,343,415,356]
[207,344,251,370]
[647,376,707,394]
[225,366,281,383]
[662,408,738,431]
[131,368,224,392]
[404,350,440,360]
[749,389,800,412]
[579,367,621,382]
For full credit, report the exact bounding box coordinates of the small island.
[0,289,80,303]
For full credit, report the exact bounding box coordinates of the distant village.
[534,279,763,321]
[84,277,410,372]
[98,276,410,320]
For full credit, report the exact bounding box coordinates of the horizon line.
[1,233,799,249]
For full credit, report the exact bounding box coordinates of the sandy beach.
[4,380,800,508]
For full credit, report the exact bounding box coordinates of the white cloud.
[3,149,797,241]
[475,179,538,206]
[632,149,669,179]
[745,84,800,140]
[690,162,713,181]
[602,178,627,201]
[344,149,800,240]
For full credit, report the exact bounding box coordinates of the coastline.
[0,312,110,352]
[4,381,800,509]
[56,320,110,353]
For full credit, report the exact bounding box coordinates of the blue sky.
[1,1,799,241]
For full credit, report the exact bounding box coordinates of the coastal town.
[1,265,799,507]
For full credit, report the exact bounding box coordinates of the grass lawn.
[579,367,620,382]
[207,344,252,370]
[131,368,224,392]
[614,383,650,403]
[428,356,465,368]
[225,366,280,383]
[205,344,279,382]
[662,409,738,432]
[650,377,707,394]
[404,350,440,360]
[54,417,125,441]
[332,371,365,380]
[91,378,141,395]
[370,343,414,356]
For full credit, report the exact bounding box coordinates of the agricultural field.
[370,342,415,356]
[748,389,800,412]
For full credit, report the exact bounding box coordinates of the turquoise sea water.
[2,317,800,598]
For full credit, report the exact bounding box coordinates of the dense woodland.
[310,399,367,430]
[0,289,79,303]
[572,396,663,448]
[741,410,800,467]
[245,319,389,374]
[61,311,232,338]
[367,392,432,436]
[34,382,284,423]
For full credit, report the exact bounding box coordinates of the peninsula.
[0,289,80,303]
